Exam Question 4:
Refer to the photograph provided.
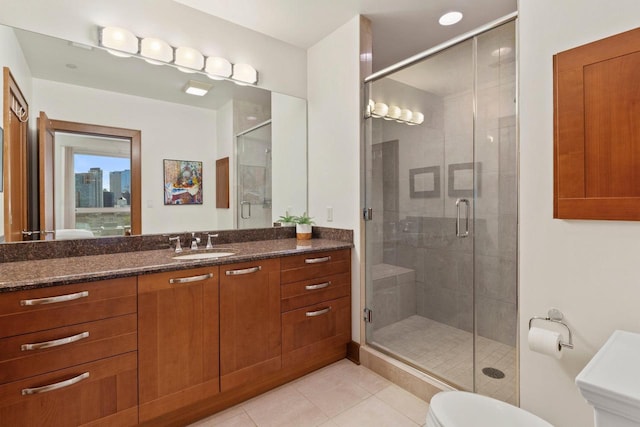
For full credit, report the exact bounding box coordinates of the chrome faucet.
[190,232,201,250]
[168,236,182,253]
[205,233,219,249]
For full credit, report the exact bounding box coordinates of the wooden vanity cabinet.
[280,249,351,368]
[0,277,138,427]
[137,266,219,423]
[219,258,281,391]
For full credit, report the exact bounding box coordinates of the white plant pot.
[296,223,312,240]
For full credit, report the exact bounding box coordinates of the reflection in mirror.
[0,23,307,244]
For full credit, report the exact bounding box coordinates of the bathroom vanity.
[0,234,352,426]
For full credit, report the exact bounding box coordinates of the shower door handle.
[456,198,470,238]
[240,201,251,219]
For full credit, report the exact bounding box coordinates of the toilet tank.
[576,330,640,427]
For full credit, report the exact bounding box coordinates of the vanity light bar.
[98,26,259,86]
[366,100,424,125]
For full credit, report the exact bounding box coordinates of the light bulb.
[439,11,463,26]
[387,106,401,120]
[140,37,172,65]
[206,57,232,80]
[373,102,388,118]
[399,109,413,122]
[232,63,258,85]
[410,112,425,125]
[175,46,204,73]
[100,27,138,57]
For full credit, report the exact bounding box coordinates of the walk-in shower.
[364,17,517,404]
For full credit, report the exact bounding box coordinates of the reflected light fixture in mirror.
[206,57,232,80]
[140,37,173,64]
[184,80,212,96]
[99,27,138,57]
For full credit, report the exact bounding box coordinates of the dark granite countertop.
[0,238,353,293]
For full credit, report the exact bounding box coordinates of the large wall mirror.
[0,23,308,243]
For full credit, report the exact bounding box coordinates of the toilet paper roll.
[528,327,563,359]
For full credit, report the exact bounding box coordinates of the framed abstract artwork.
[163,159,203,205]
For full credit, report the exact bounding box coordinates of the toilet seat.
[426,391,553,427]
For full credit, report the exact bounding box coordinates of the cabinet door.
[219,258,281,391]
[138,267,219,422]
[554,26,640,220]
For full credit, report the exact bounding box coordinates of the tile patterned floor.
[371,315,517,405]
[188,359,430,427]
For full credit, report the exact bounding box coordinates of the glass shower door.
[365,38,476,391]
[236,121,272,229]
[364,20,517,403]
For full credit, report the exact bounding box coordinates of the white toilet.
[576,330,640,427]
[426,391,553,427]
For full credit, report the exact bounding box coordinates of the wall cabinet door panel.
[554,27,640,220]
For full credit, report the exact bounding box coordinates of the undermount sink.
[172,250,236,260]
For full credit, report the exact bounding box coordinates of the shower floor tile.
[371,315,517,405]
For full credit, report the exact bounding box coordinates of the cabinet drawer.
[0,351,138,427]
[282,296,351,367]
[281,272,350,312]
[0,314,137,385]
[280,249,350,284]
[0,277,137,338]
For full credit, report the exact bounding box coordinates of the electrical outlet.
[327,206,333,222]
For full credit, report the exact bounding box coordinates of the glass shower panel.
[473,21,517,405]
[365,39,476,391]
[236,122,272,229]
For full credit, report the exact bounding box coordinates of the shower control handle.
[456,198,470,238]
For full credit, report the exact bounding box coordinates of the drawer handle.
[21,331,90,351]
[21,372,90,395]
[306,307,332,317]
[305,281,331,291]
[20,291,89,306]
[169,272,213,284]
[225,266,262,276]
[304,256,331,264]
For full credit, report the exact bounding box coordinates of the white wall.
[307,16,362,341]
[0,0,307,99]
[0,25,33,241]
[32,78,218,234]
[272,92,307,221]
[519,1,640,426]
[216,100,235,229]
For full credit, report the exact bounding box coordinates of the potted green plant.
[277,214,296,227]
[294,212,314,240]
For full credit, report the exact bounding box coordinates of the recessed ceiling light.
[247,116,257,121]
[183,80,212,96]
[439,11,463,26]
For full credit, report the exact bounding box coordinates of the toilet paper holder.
[529,308,574,349]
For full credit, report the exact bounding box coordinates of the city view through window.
[74,153,132,236]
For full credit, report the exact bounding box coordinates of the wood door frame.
[3,67,29,242]
[47,119,142,235]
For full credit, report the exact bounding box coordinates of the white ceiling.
[173,0,516,71]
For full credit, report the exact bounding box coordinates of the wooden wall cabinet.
[138,267,219,422]
[554,27,640,220]
[219,258,281,391]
